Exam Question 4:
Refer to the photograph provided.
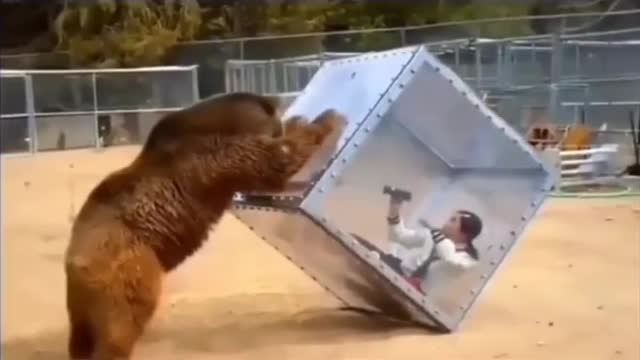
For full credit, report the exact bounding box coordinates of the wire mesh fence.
[1,11,639,159]
[0,66,199,155]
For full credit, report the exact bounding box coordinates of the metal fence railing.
[4,9,640,96]
[222,29,640,131]
[1,10,639,159]
[0,66,199,155]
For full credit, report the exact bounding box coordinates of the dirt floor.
[2,146,639,360]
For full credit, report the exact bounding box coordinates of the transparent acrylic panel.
[95,71,195,111]
[302,115,551,328]
[0,117,30,154]
[409,168,549,320]
[231,206,440,328]
[35,114,96,151]
[298,46,554,330]
[0,76,27,115]
[391,57,540,170]
[284,47,418,184]
[31,73,94,113]
[318,115,453,249]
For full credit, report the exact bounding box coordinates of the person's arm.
[431,230,476,269]
[387,215,430,248]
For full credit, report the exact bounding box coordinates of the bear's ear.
[220,92,282,117]
[261,95,282,116]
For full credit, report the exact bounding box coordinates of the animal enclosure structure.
[0,66,199,155]
[232,45,556,332]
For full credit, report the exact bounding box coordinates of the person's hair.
[457,210,483,260]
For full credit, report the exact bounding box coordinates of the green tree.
[55,0,204,67]
[446,2,533,38]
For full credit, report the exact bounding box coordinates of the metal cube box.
[232,45,555,332]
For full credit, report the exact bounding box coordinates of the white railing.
[551,143,621,186]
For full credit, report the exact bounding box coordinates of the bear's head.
[143,92,286,153]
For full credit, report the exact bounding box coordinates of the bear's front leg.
[242,109,346,192]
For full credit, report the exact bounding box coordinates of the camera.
[382,185,412,202]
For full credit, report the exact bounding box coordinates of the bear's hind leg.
[69,319,94,359]
[67,264,96,359]
[91,247,163,360]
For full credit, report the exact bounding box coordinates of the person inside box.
[353,186,482,295]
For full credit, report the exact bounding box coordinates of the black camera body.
[382,185,412,202]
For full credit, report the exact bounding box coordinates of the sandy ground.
[1,146,639,360]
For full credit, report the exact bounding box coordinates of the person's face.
[441,212,465,242]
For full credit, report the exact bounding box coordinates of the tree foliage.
[50,0,554,67]
[55,0,204,67]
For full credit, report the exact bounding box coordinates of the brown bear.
[64,92,346,360]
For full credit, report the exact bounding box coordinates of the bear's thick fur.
[64,92,345,359]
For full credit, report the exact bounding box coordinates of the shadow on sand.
[2,293,435,359]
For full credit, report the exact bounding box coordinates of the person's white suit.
[388,219,478,297]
